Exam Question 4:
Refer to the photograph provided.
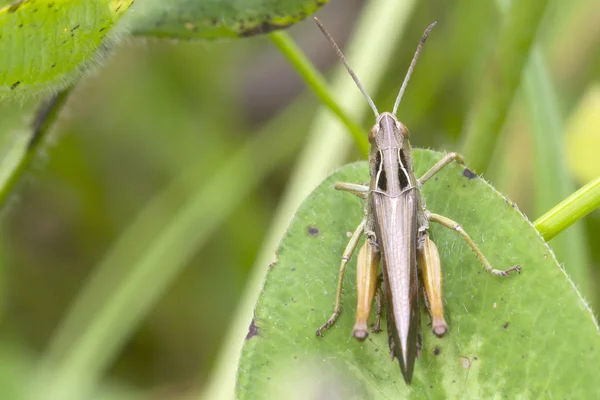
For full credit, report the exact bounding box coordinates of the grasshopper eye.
[369,124,379,143]
[398,123,409,138]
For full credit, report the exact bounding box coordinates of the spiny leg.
[372,274,384,333]
[316,219,366,336]
[418,152,465,186]
[427,212,520,276]
[334,182,369,199]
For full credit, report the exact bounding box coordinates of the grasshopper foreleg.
[334,182,369,199]
[418,152,464,186]
[427,212,520,276]
[316,219,366,336]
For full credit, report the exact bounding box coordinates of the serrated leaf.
[0,0,133,98]
[127,0,327,39]
[237,149,600,399]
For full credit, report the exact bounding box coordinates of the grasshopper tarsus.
[491,264,521,277]
[316,312,340,337]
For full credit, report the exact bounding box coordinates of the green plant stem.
[534,176,600,241]
[270,31,368,156]
[461,0,549,173]
[197,1,418,399]
[31,109,305,400]
[0,89,71,207]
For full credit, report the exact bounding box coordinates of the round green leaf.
[127,0,327,39]
[0,0,132,99]
[237,149,600,399]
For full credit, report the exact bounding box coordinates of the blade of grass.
[197,0,419,399]
[534,175,600,241]
[0,89,71,208]
[461,0,549,173]
[31,107,306,400]
[523,48,592,301]
[488,0,593,305]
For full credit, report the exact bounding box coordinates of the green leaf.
[0,0,132,98]
[0,0,325,99]
[127,0,327,39]
[237,149,600,399]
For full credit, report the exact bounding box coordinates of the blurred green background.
[0,0,598,398]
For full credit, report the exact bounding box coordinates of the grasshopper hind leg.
[372,273,384,334]
[427,212,521,276]
[316,219,366,337]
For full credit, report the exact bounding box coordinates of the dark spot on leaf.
[474,356,478,360]
[503,322,509,329]
[430,386,434,389]
[291,267,295,271]
[99,27,106,32]
[462,184,466,188]
[463,168,478,179]
[308,226,319,236]
[238,21,291,37]
[51,64,56,68]
[245,319,258,340]
[10,81,20,90]
[71,25,80,32]
[433,346,441,355]
[268,261,276,269]
[9,0,24,12]
[18,23,23,28]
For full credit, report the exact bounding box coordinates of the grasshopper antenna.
[392,21,437,116]
[314,17,379,117]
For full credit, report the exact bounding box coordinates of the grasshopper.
[313,18,521,383]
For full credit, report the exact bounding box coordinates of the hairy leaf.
[238,149,600,399]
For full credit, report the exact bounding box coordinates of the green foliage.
[238,150,600,398]
[0,0,132,98]
[0,0,598,399]
[127,0,327,39]
[0,0,327,98]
